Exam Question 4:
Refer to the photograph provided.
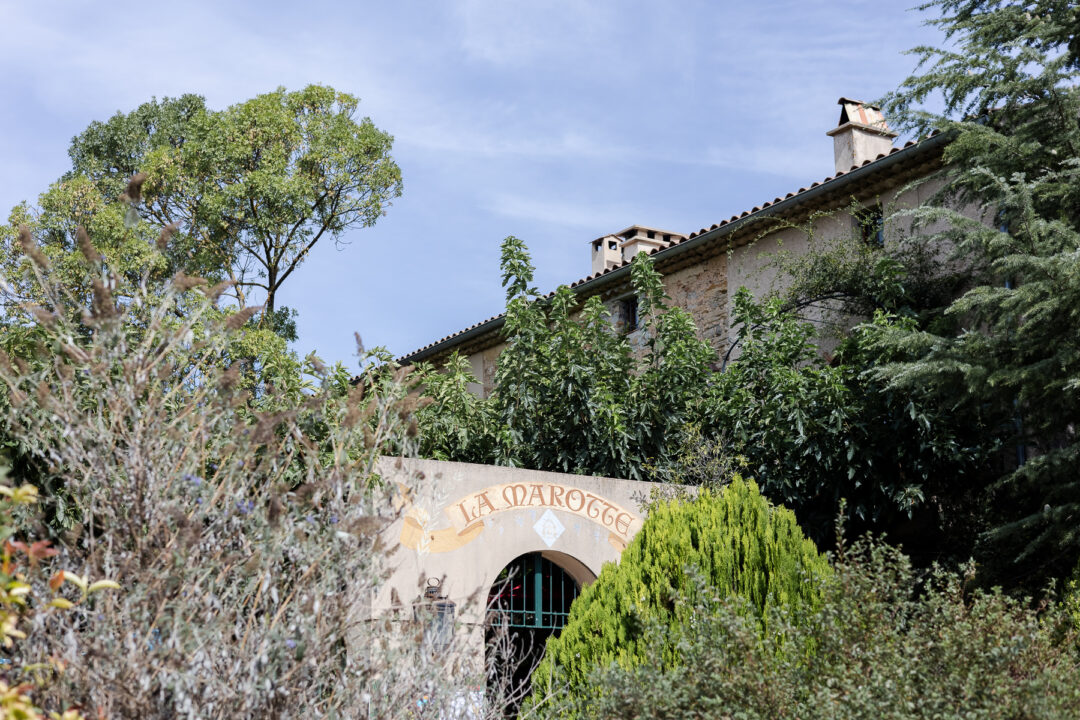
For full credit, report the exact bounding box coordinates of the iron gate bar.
[489,553,580,630]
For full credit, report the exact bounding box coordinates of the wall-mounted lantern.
[413,577,455,655]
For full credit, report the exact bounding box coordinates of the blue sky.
[0,0,942,368]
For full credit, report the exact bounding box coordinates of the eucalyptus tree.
[4,85,402,333]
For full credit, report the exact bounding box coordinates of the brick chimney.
[590,225,686,275]
[826,97,898,174]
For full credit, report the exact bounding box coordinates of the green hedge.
[529,475,829,710]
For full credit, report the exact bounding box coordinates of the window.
[857,204,884,246]
[620,296,639,333]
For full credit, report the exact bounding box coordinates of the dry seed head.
[156,221,180,251]
[268,495,283,527]
[343,403,362,430]
[76,226,102,264]
[397,392,421,419]
[214,364,238,394]
[27,305,56,327]
[242,552,262,574]
[348,516,386,539]
[62,344,90,364]
[121,172,147,204]
[171,271,208,292]
[349,381,365,404]
[17,225,49,270]
[35,380,51,404]
[225,306,261,330]
[91,278,116,319]
[167,507,189,528]
[203,280,235,303]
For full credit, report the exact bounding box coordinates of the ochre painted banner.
[445,482,640,542]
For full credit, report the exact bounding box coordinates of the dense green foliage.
[528,476,830,713]
[552,537,1080,720]
[700,290,978,545]
[418,237,976,552]
[766,0,1080,585]
[417,236,713,480]
[3,85,401,317]
[881,0,1080,586]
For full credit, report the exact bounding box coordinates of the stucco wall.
[366,457,661,671]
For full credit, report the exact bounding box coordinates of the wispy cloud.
[0,0,945,362]
[485,192,642,232]
[451,0,620,67]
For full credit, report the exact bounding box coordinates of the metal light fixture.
[413,577,455,654]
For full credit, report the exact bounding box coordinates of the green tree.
[529,475,829,714]
[866,0,1080,586]
[416,237,978,552]
[700,290,983,551]
[414,351,503,464]
[5,85,402,318]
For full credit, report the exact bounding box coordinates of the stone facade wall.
[661,251,729,355]
[478,343,505,396]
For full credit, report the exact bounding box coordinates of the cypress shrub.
[529,475,828,710]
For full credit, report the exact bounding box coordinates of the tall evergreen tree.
[528,476,829,714]
[869,0,1080,585]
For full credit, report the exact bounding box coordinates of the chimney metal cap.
[827,97,898,138]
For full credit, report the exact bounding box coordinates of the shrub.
[564,539,1080,719]
[529,475,829,713]
[0,224,484,718]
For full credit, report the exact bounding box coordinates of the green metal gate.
[488,553,580,630]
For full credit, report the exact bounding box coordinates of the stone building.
[399,98,948,388]
[378,99,955,711]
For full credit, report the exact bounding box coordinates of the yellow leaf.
[63,573,87,592]
[6,582,30,598]
[11,484,38,504]
[87,580,121,594]
[48,598,75,609]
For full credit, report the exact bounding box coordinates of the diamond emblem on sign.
[533,509,565,548]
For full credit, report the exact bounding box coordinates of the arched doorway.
[486,552,586,716]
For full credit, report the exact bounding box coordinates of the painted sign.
[398,481,642,554]
[448,482,640,541]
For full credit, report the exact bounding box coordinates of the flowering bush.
[0,474,121,720]
[0,222,486,718]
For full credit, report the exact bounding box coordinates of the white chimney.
[590,226,686,275]
[590,234,623,275]
[826,97,898,174]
